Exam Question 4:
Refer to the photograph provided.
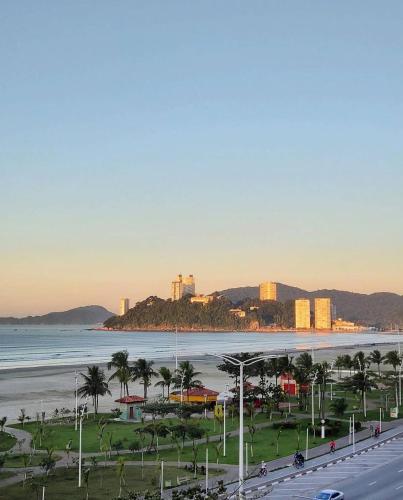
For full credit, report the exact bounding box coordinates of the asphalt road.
[266,437,403,499]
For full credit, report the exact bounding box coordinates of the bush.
[272,420,297,430]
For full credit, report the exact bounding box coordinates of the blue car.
[314,490,344,500]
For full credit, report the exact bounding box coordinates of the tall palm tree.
[368,350,385,376]
[174,361,202,399]
[107,350,131,397]
[154,366,174,399]
[384,350,401,374]
[353,351,369,372]
[132,358,158,400]
[78,366,111,414]
[334,355,345,378]
[296,353,313,373]
[315,361,334,420]
[341,354,353,375]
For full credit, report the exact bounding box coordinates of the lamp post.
[209,353,280,498]
[311,370,318,427]
[358,360,367,418]
[75,371,78,432]
[78,399,88,488]
[399,361,403,407]
[175,327,178,371]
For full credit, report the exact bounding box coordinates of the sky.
[1,1,402,316]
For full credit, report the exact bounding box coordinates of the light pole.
[161,460,164,498]
[205,448,209,494]
[175,327,178,371]
[222,384,230,457]
[311,370,318,427]
[78,400,88,488]
[399,361,403,407]
[209,353,280,498]
[75,371,78,432]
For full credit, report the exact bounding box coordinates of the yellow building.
[315,298,332,330]
[229,308,246,318]
[171,274,196,300]
[190,295,214,305]
[119,298,130,316]
[259,281,277,301]
[295,299,311,329]
[332,318,363,331]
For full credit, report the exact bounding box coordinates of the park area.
[1,348,403,499]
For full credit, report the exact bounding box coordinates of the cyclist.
[329,440,336,453]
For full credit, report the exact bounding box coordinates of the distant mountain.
[216,284,403,328]
[0,305,114,325]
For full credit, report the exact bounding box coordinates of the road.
[265,437,403,499]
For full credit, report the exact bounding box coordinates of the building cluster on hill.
[116,276,363,331]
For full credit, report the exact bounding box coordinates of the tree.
[341,354,353,375]
[174,361,202,399]
[83,468,91,500]
[334,355,345,378]
[342,371,377,413]
[132,359,158,400]
[116,457,126,498]
[296,353,313,372]
[78,366,111,414]
[155,367,174,399]
[314,362,334,420]
[353,351,370,371]
[108,350,132,397]
[266,357,288,386]
[186,424,205,477]
[385,350,401,374]
[0,417,7,432]
[329,398,349,417]
[17,409,30,428]
[368,350,385,376]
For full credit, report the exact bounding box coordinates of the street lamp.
[399,360,403,407]
[358,360,367,418]
[311,370,319,427]
[78,399,88,488]
[75,371,78,432]
[209,353,280,498]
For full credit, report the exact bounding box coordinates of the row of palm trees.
[334,349,402,377]
[78,351,203,413]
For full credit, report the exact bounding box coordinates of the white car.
[314,490,344,500]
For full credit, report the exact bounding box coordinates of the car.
[314,490,344,500]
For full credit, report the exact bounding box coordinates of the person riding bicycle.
[375,425,380,437]
[294,451,304,466]
[260,461,267,475]
[329,440,336,453]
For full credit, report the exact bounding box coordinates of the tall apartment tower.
[171,274,195,300]
[295,299,311,329]
[119,298,130,316]
[259,281,277,301]
[315,298,332,329]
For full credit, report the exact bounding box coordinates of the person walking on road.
[329,440,336,453]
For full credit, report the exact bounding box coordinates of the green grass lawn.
[11,411,280,453]
[0,431,16,452]
[107,420,348,467]
[0,465,211,500]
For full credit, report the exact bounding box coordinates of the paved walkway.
[1,427,32,454]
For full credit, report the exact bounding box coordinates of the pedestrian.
[370,424,374,437]
[329,440,336,453]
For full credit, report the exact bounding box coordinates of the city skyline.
[1,2,402,316]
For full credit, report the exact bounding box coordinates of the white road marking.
[396,484,403,490]
[368,481,377,486]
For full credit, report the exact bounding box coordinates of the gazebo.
[115,395,146,421]
[169,386,219,405]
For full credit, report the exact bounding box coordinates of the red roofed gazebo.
[115,395,145,421]
[169,386,219,404]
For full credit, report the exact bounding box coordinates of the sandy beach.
[0,342,399,422]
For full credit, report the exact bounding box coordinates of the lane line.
[368,481,377,486]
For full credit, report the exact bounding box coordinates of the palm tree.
[155,366,174,399]
[116,457,126,498]
[267,357,288,386]
[107,350,131,397]
[296,353,313,372]
[78,366,111,414]
[329,398,348,418]
[353,351,369,372]
[132,359,158,400]
[343,371,377,414]
[174,361,202,399]
[315,361,334,420]
[368,350,385,376]
[341,354,353,375]
[385,350,401,374]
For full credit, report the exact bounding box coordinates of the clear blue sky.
[1,1,402,315]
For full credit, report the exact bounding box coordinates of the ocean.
[0,325,400,370]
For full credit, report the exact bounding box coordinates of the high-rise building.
[295,299,311,329]
[259,281,277,301]
[119,298,130,316]
[171,274,195,300]
[315,298,332,330]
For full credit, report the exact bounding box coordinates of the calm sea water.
[0,325,400,370]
